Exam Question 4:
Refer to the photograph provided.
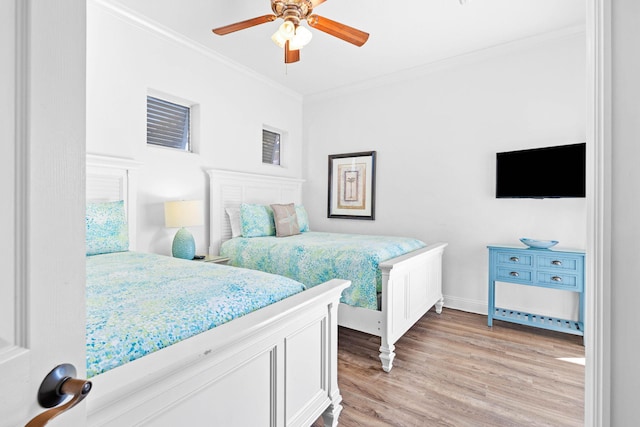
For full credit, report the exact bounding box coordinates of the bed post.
[321,301,343,427]
[379,267,396,373]
[378,242,447,372]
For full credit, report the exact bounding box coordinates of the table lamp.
[164,200,204,259]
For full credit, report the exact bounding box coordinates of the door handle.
[25,364,92,427]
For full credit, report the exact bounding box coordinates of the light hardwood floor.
[314,308,584,427]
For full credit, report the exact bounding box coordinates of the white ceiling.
[102,0,585,96]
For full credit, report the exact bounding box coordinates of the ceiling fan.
[212,0,369,64]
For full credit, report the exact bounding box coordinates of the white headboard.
[87,154,142,250]
[207,169,304,255]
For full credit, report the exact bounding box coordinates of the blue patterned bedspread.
[220,232,426,311]
[86,251,306,378]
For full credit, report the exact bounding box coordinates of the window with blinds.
[262,129,281,165]
[147,96,191,151]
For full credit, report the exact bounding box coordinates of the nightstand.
[487,245,585,337]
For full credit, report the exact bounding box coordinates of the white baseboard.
[443,294,578,322]
[442,294,487,315]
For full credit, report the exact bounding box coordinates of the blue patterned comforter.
[86,251,306,378]
[220,232,426,311]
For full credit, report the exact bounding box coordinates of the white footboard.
[338,242,447,372]
[87,279,350,427]
[205,167,447,374]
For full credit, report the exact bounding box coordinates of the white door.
[0,0,87,425]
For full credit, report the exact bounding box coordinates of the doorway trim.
[585,0,610,425]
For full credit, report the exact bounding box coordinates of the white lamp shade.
[290,25,312,50]
[271,31,287,48]
[164,200,204,228]
[278,21,295,39]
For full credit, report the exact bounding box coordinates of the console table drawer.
[537,255,581,272]
[495,252,534,267]
[496,267,533,283]
[536,272,582,290]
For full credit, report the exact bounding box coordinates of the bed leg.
[435,296,444,314]
[379,342,396,372]
[321,391,343,427]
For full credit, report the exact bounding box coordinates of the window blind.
[147,96,190,151]
[262,129,281,165]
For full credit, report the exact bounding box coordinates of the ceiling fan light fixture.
[214,0,369,63]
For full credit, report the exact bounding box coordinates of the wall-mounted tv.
[496,143,586,199]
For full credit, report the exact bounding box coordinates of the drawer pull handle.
[551,260,562,266]
[510,271,519,277]
[552,276,563,282]
[509,257,519,262]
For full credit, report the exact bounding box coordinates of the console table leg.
[488,279,495,327]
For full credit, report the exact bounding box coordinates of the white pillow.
[225,207,242,238]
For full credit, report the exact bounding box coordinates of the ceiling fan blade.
[307,15,369,47]
[310,0,327,7]
[212,14,277,35]
[284,40,300,63]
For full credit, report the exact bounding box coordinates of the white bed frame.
[207,168,447,372]
[86,155,349,426]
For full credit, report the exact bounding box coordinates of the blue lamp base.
[172,227,196,260]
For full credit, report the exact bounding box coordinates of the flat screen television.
[496,143,586,198]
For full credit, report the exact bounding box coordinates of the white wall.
[303,33,587,319]
[86,2,303,255]
[86,2,588,320]
[610,0,640,422]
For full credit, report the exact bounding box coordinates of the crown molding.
[304,25,586,103]
[91,0,303,102]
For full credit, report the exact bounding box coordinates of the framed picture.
[328,151,376,220]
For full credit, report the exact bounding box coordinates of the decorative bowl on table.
[519,238,559,249]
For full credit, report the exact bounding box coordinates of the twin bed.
[208,169,447,372]
[85,155,348,426]
[84,155,447,426]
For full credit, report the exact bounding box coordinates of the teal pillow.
[240,203,275,237]
[86,201,129,255]
[295,205,310,232]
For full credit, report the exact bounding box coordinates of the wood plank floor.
[313,308,584,427]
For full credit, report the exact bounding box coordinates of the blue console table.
[487,245,585,336]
